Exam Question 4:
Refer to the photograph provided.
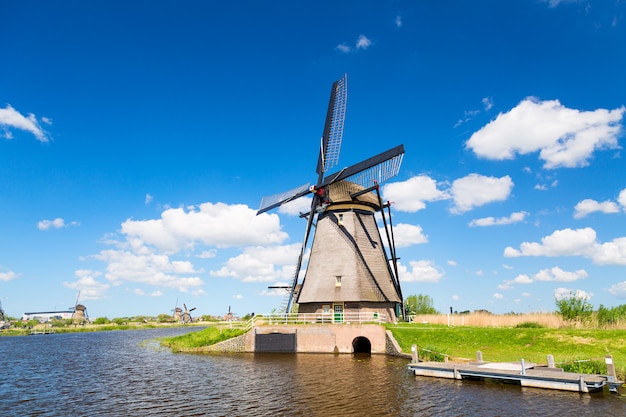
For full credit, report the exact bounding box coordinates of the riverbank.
[0,321,212,337]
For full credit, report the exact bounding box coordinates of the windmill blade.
[257,182,311,215]
[322,144,405,189]
[316,74,347,179]
[189,307,196,312]
[285,194,318,314]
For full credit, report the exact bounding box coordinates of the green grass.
[161,326,246,351]
[386,323,626,378]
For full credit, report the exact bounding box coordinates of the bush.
[560,360,606,375]
[555,291,593,322]
[94,317,110,325]
[515,321,544,328]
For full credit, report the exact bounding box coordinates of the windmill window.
[335,276,342,287]
[338,213,344,225]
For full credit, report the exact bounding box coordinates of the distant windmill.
[0,299,6,322]
[257,74,406,322]
[172,298,182,322]
[70,291,88,324]
[182,303,196,324]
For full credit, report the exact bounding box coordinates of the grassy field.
[387,322,626,379]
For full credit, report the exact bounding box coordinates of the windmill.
[0,298,7,327]
[257,74,406,322]
[182,303,196,324]
[172,298,182,322]
[70,291,88,324]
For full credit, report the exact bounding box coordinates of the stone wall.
[191,324,411,357]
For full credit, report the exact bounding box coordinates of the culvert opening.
[352,336,372,354]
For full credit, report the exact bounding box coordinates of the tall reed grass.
[409,312,626,329]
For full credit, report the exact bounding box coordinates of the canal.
[1,327,624,416]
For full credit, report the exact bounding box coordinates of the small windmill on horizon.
[257,74,406,322]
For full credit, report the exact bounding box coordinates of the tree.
[555,291,593,322]
[404,294,438,315]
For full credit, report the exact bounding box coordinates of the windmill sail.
[317,74,347,177]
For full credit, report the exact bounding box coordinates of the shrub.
[515,321,544,328]
[560,360,606,375]
[555,291,593,322]
[94,317,110,325]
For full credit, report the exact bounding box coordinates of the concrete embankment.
[178,323,410,357]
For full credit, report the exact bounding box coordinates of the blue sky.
[2,0,626,319]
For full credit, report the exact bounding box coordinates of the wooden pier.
[408,347,622,393]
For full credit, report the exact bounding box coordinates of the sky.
[2,0,626,319]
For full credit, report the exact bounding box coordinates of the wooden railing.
[245,312,387,330]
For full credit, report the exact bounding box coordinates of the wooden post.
[547,354,555,368]
[476,350,483,363]
[411,344,418,364]
[606,355,617,382]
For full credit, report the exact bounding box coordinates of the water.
[1,328,625,416]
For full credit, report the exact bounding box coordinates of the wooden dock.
[408,347,622,393]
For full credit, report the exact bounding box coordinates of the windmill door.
[333,303,344,323]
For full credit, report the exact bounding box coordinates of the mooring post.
[606,355,617,382]
[411,344,418,364]
[476,351,483,363]
[520,358,526,375]
[547,354,555,368]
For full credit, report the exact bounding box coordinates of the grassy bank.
[161,326,246,352]
[387,323,626,379]
[0,321,209,337]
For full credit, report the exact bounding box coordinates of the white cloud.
[573,199,620,218]
[0,104,50,142]
[482,97,494,111]
[336,43,351,53]
[382,175,448,212]
[493,293,504,299]
[395,15,402,28]
[608,281,626,298]
[62,269,110,300]
[554,287,592,301]
[513,274,533,284]
[37,218,80,230]
[504,227,626,265]
[197,250,217,259]
[450,174,513,213]
[0,271,19,281]
[94,248,204,292]
[387,223,428,247]
[498,266,588,290]
[336,34,372,53]
[533,266,588,282]
[121,202,288,253]
[145,193,153,205]
[447,260,458,266]
[398,260,444,283]
[356,34,372,50]
[469,211,528,227]
[618,188,626,210]
[465,98,625,169]
[211,244,302,283]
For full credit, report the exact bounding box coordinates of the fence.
[245,312,387,330]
